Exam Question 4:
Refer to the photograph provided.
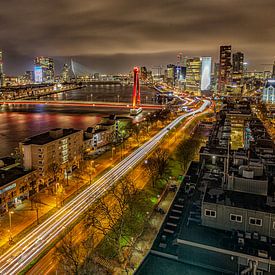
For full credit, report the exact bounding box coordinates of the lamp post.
[111,146,116,160]
[9,211,14,244]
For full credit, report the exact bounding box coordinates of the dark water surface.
[0,85,157,156]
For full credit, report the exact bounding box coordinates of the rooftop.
[0,157,33,188]
[22,128,81,146]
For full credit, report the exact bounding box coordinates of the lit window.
[272,221,275,230]
[230,214,242,223]
[249,217,262,226]
[204,209,216,218]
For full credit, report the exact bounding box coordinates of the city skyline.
[0,0,274,74]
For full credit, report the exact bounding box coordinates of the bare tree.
[144,148,169,188]
[176,137,201,172]
[54,229,102,275]
[85,176,149,262]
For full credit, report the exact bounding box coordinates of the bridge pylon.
[130,67,142,116]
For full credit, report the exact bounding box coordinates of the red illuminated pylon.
[132,67,140,108]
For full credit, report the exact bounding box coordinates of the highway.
[0,100,210,274]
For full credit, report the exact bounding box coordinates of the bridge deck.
[0,100,163,109]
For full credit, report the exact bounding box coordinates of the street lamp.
[117,94,120,103]
[111,146,116,160]
[9,211,14,244]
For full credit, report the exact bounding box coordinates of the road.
[0,100,162,110]
[0,100,210,275]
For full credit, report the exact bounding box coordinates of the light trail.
[0,100,210,274]
[0,100,162,110]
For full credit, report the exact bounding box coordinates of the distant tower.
[61,64,70,83]
[34,57,55,83]
[132,67,140,108]
[0,51,4,87]
[232,52,244,86]
[218,45,232,94]
[272,61,275,79]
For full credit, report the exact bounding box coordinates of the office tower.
[232,52,244,86]
[140,66,148,80]
[25,71,35,83]
[218,45,231,93]
[185,57,201,94]
[34,57,54,83]
[0,51,4,87]
[165,64,176,86]
[61,64,70,82]
[200,57,212,91]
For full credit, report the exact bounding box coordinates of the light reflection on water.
[0,85,157,156]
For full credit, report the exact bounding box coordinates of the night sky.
[1,0,274,75]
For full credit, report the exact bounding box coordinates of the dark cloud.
[0,0,274,74]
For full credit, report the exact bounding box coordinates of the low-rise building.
[0,157,36,213]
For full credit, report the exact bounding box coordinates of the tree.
[85,176,149,262]
[176,137,201,172]
[144,148,169,188]
[54,228,103,275]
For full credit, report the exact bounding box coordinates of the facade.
[200,57,212,92]
[232,52,244,88]
[0,50,4,87]
[218,45,232,94]
[262,80,275,104]
[185,57,211,94]
[20,128,83,183]
[185,57,201,94]
[0,157,37,213]
[34,57,55,83]
[61,64,70,83]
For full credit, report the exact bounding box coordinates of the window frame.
[204,209,216,218]
[230,214,243,223]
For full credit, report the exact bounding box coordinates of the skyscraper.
[272,61,275,79]
[61,64,70,83]
[185,57,201,94]
[200,57,212,91]
[0,51,4,87]
[232,52,244,86]
[34,57,54,83]
[218,45,231,93]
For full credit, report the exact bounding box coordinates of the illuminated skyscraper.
[232,52,244,87]
[186,57,201,94]
[200,57,212,91]
[0,51,4,87]
[34,57,54,83]
[218,45,231,93]
[61,64,70,83]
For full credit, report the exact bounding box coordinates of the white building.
[263,79,275,104]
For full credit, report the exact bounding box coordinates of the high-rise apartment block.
[218,45,232,93]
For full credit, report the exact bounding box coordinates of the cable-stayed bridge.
[70,59,126,85]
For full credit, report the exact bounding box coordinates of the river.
[0,85,158,156]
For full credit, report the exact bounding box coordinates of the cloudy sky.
[1,0,274,75]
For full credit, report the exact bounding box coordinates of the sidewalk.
[0,124,162,253]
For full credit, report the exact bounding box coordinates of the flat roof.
[22,128,81,145]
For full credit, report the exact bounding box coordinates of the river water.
[0,85,157,156]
